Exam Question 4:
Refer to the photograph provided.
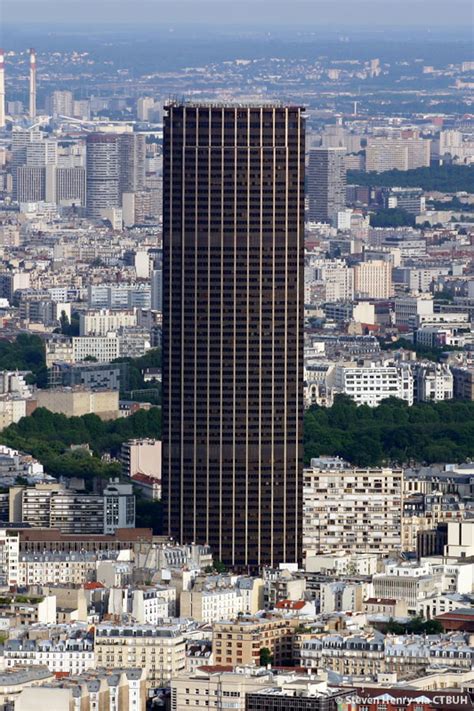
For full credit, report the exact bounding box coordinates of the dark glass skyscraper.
[162,103,304,569]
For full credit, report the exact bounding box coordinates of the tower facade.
[162,103,305,569]
[307,147,346,224]
[86,133,120,218]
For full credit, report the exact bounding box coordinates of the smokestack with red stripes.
[0,50,5,129]
[29,48,36,120]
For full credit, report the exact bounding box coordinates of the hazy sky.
[2,0,473,27]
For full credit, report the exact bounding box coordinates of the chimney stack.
[0,50,5,129]
[29,48,36,120]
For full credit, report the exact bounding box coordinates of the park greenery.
[0,407,161,484]
[304,395,474,467]
[386,616,443,635]
[0,334,47,387]
[348,164,474,193]
[369,208,415,228]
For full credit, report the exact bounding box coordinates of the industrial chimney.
[29,48,36,120]
[0,50,5,129]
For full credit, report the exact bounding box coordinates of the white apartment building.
[121,438,162,479]
[314,260,355,302]
[413,362,453,402]
[319,581,370,613]
[180,587,244,623]
[72,335,120,363]
[4,636,95,675]
[394,267,450,293]
[131,586,176,624]
[445,521,474,558]
[354,259,393,299]
[303,462,404,555]
[94,624,186,688]
[333,361,414,407]
[305,551,378,576]
[79,309,137,336]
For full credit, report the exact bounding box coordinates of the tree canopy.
[348,164,474,193]
[370,208,415,228]
[0,407,161,486]
[0,334,48,387]
[304,396,474,467]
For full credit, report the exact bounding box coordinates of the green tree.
[259,647,273,666]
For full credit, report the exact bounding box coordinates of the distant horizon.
[2,0,473,29]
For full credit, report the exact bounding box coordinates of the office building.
[162,103,305,568]
[307,147,346,224]
[86,133,120,218]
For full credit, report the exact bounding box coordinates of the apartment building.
[305,552,378,577]
[333,361,414,407]
[402,492,465,552]
[11,481,135,535]
[354,260,393,299]
[365,137,430,172]
[15,668,146,711]
[213,616,299,667]
[303,462,404,555]
[79,309,137,336]
[181,588,244,624]
[94,624,186,687]
[171,667,274,711]
[16,551,97,586]
[413,362,454,402]
[173,669,347,711]
[72,335,121,362]
[301,632,385,677]
[121,438,162,479]
[246,683,349,711]
[131,586,177,624]
[4,634,94,675]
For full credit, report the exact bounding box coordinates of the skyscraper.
[118,133,146,195]
[162,102,305,569]
[307,147,346,224]
[86,133,120,218]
